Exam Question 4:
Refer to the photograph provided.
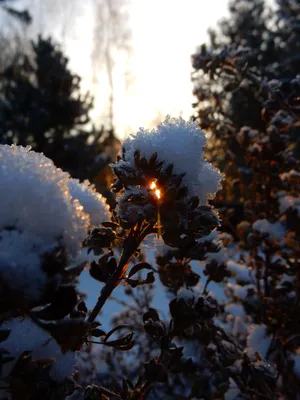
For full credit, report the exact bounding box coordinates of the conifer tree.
[0,36,117,181]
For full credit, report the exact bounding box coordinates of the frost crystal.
[120,116,223,203]
[68,178,111,226]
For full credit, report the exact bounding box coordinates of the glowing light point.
[150,180,161,200]
[150,181,156,190]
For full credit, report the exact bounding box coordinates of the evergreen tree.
[0,36,118,181]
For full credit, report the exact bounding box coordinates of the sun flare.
[149,180,161,200]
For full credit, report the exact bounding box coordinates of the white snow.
[68,178,111,226]
[225,303,245,317]
[227,260,252,283]
[247,324,272,358]
[1,318,75,383]
[196,230,220,243]
[0,230,56,300]
[227,283,257,301]
[198,230,229,264]
[205,247,228,264]
[117,116,223,203]
[0,145,111,300]
[177,288,195,305]
[278,195,300,215]
[252,219,286,241]
[0,145,89,257]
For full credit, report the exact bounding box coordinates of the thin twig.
[88,224,154,323]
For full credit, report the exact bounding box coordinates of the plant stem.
[88,223,153,323]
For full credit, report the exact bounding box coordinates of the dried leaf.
[128,262,153,278]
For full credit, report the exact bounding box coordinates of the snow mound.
[119,116,223,203]
[68,178,111,226]
[0,145,89,257]
[0,145,110,300]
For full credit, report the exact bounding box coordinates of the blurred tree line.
[0,0,120,198]
[192,0,300,236]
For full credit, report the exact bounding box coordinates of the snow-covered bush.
[0,144,111,398]
[117,116,222,203]
[0,116,227,399]
[0,145,110,304]
[3,75,300,399]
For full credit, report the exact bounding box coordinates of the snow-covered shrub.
[0,145,87,303]
[0,145,110,304]
[112,117,222,250]
[3,71,300,399]
[117,116,222,202]
[0,144,113,399]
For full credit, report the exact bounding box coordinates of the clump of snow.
[0,145,89,256]
[225,304,248,335]
[205,247,228,264]
[197,230,229,264]
[247,324,271,358]
[1,317,74,383]
[252,219,286,241]
[177,288,195,306]
[197,230,220,243]
[227,260,252,283]
[0,145,91,300]
[278,195,300,215]
[225,303,245,318]
[118,116,223,203]
[226,282,257,301]
[68,178,111,226]
[0,230,56,300]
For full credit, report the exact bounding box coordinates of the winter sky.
[25,0,230,138]
[89,0,229,138]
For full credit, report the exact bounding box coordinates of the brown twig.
[88,223,154,323]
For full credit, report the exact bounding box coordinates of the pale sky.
[27,0,230,138]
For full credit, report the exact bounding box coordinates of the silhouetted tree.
[0,36,118,181]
